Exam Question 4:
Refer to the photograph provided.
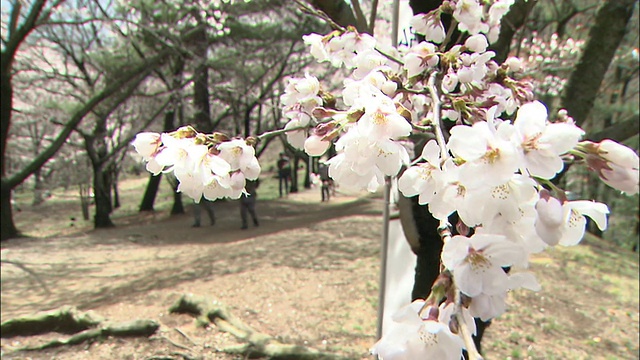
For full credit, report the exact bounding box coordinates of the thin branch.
[426,72,449,160]
[174,327,199,347]
[159,335,195,352]
[450,271,484,360]
[351,0,369,33]
[439,19,459,52]
[369,0,379,34]
[257,124,308,141]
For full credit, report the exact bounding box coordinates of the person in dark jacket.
[240,179,260,229]
[318,162,331,202]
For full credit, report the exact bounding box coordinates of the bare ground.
[1,179,638,360]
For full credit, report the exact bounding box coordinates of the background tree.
[0,0,180,240]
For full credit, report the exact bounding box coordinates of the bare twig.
[174,327,199,347]
[451,269,484,359]
[426,72,449,160]
[159,335,195,352]
[256,124,308,141]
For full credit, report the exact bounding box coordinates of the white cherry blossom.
[448,121,520,188]
[590,139,640,194]
[357,94,412,140]
[442,233,524,297]
[404,42,439,78]
[535,193,609,246]
[410,12,446,44]
[304,134,331,156]
[464,34,489,53]
[132,132,161,158]
[513,101,584,179]
[398,140,442,205]
[371,301,464,360]
[453,0,488,35]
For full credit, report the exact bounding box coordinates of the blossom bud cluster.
[132,127,260,202]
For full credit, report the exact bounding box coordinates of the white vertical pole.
[376,0,401,341]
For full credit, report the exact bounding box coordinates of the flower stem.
[426,72,449,161]
[453,283,484,360]
[257,125,309,141]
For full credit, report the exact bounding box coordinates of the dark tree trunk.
[93,163,114,228]
[1,60,12,180]
[290,154,300,193]
[561,0,637,127]
[1,55,17,241]
[0,182,19,241]
[171,187,184,215]
[165,174,184,215]
[304,157,311,189]
[139,174,162,211]
[488,0,538,64]
[244,107,252,138]
[112,172,120,209]
[192,26,211,133]
[32,168,44,206]
[79,184,91,221]
[139,57,184,212]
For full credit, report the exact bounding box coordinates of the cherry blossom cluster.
[133,0,639,358]
[132,126,260,202]
[273,1,639,359]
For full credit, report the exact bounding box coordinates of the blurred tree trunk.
[561,0,637,132]
[139,174,162,212]
[92,161,114,228]
[140,57,185,212]
[78,184,91,221]
[166,174,184,215]
[488,0,538,64]
[112,168,120,210]
[32,168,45,206]
[290,154,300,193]
[304,157,312,189]
[1,0,48,241]
[192,25,212,133]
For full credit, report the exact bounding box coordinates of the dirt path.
[1,186,638,360]
[1,190,385,359]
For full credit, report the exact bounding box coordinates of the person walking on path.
[192,199,216,227]
[240,179,260,229]
[277,153,291,197]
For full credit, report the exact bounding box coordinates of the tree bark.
[139,174,162,212]
[290,154,300,193]
[561,0,637,127]
[92,162,115,228]
[112,170,120,209]
[307,0,362,32]
[192,26,212,133]
[32,168,44,206]
[0,182,18,239]
[139,57,185,212]
[488,0,538,64]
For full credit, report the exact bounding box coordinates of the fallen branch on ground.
[169,294,348,360]
[1,306,104,337]
[0,306,159,351]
